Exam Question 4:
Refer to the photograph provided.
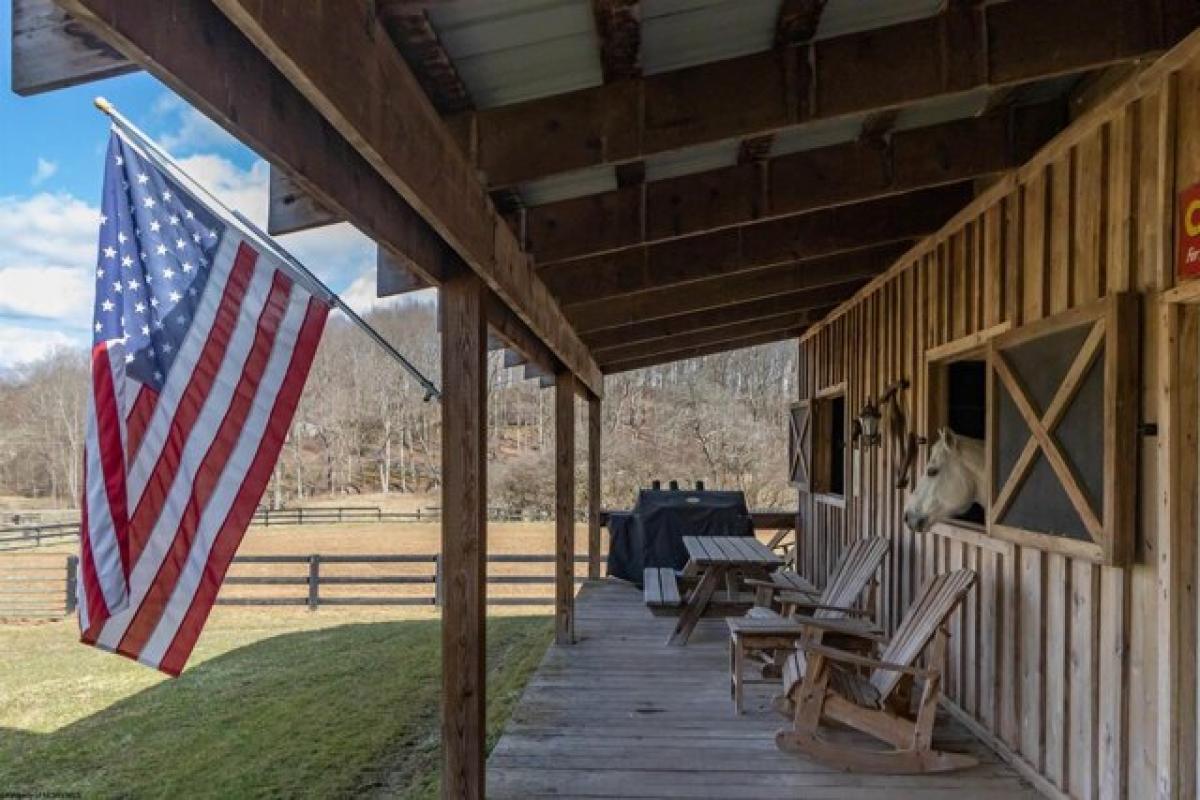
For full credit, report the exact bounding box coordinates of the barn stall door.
[987,294,1139,565]
[788,400,812,492]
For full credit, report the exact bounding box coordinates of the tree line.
[0,301,798,515]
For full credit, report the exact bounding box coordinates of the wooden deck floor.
[486,579,1040,799]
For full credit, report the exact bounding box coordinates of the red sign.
[1178,182,1200,279]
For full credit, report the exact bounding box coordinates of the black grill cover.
[606,490,754,586]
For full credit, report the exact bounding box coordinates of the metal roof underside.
[404,0,1089,369]
[425,0,604,109]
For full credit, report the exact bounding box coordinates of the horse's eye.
[926,468,939,477]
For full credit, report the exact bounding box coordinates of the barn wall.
[796,37,1200,799]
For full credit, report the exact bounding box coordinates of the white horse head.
[902,428,986,533]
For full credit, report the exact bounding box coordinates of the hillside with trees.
[0,301,797,515]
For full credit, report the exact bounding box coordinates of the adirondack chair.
[775,569,978,774]
[729,537,889,692]
[747,536,889,619]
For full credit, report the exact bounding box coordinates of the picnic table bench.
[668,536,783,646]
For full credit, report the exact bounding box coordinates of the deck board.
[487,579,1040,799]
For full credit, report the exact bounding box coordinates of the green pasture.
[0,608,550,798]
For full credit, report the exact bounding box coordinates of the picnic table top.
[682,535,783,568]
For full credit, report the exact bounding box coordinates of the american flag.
[79,127,330,675]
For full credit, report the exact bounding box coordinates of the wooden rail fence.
[0,505,545,551]
[0,553,595,619]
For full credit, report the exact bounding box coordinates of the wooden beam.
[594,313,813,365]
[602,327,804,373]
[580,284,858,350]
[591,0,641,83]
[376,2,473,114]
[11,0,136,95]
[55,0,455,293]
[776,0,826,46]
[438,271,488,800]
[210,0,604,397]
[265,5,475,237]
[555,372,577,645]
[267,168,339,236]
[521,102,1063,264]
[484,290,558,379]
[455,0,1172,188]
[538,183,969,305]
[377,248,431,296]
[587,395,602,580]
[567,241,907,333]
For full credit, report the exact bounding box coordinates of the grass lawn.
[0,608,551,798]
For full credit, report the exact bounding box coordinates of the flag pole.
[92,97,441,402]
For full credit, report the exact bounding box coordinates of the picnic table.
[667,535,783,646]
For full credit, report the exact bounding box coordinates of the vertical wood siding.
[795,68,1190,798]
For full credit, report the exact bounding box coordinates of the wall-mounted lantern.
[856,399,883,449]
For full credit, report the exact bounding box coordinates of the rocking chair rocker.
[775,568,978,774]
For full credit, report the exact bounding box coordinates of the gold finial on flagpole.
[93,96,115,116]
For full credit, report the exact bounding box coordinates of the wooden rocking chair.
[735,537,889,681]
[747,536,889,620]
[775,569,978,774]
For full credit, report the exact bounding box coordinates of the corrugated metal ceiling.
[425,0,603,109]
[770,114,865,158]
[519,164,618,206]
[418,0,1077,208]
[893,88,991,132]
[641,0,779,75]
[815,0,946,40]
[645,139,742,182]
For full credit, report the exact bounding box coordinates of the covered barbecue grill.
[606,488,754,585]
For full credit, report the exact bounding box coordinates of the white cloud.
[153,94,241,154]
[0,193,98,327]
[0,326,78,371]
[0,192,98,269]
[30,158,58,186]
[0,266,93,321]
[175,153,270,226]
[338,265,435,317]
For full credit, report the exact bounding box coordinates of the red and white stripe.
[79,235,328,674]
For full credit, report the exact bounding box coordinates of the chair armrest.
[745,578,819,597]
[797,641,935,678]
[743,577,779,589]
[779,595,874,618]
[788,614,887,642]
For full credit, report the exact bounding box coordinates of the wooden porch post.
[439,271,488,800]
[556,373,577,645]
[587,394,602,580]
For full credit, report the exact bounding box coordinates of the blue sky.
[0,3,395,370]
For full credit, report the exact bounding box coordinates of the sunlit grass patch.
[0,608,550,798]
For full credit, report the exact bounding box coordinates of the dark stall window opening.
[813,389,847,500]
[931,357,987,527]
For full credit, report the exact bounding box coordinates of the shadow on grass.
[1,615,551,799]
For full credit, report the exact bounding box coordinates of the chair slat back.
[869,569,977,701]
[814,537,889,619]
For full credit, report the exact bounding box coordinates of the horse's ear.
[943,428,958,449]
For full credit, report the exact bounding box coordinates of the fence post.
[338,508,343,523]
[433,554,443,607]
[308,554,320,610]
[65,555,78,614]
[299,507,305,526]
